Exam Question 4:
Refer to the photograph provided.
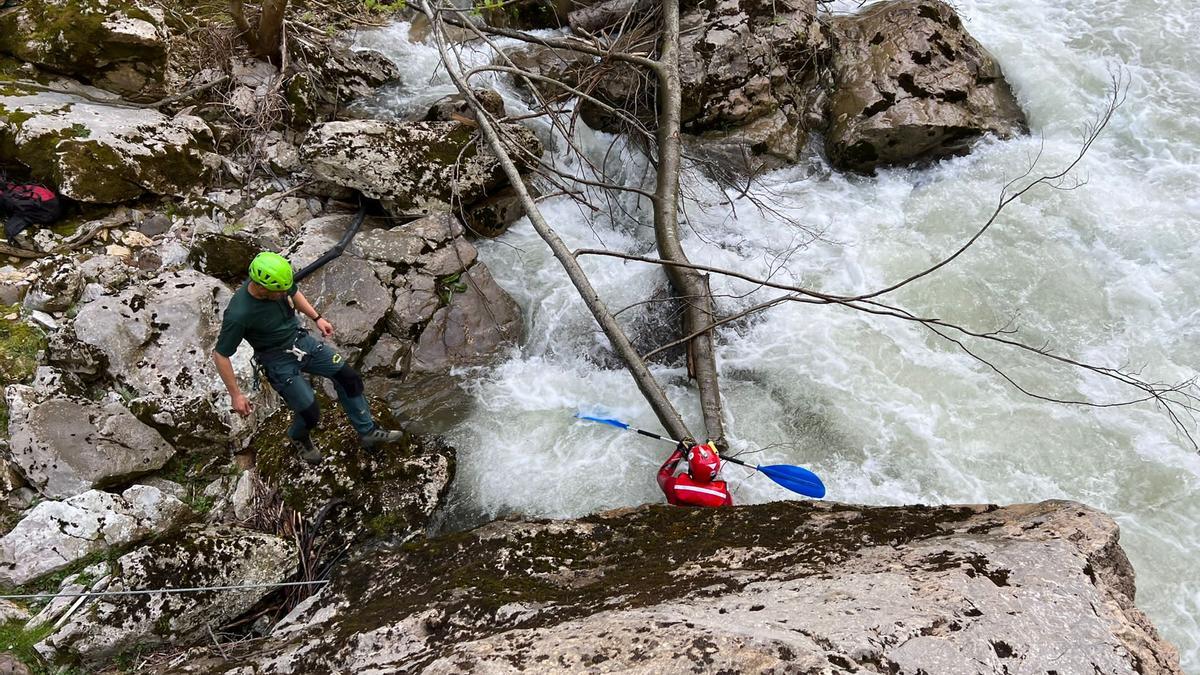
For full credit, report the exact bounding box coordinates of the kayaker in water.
[657,439,732,507]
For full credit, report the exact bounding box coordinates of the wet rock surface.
[825,0,1027,172]
[170,500,1181,674]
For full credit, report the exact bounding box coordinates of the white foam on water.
[357,4,1200,666]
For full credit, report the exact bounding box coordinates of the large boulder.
[0,0,169,101]
[168,500,1181,674]
[57,270,269,447]
[38,525,296,666]
[300,120,543,218]
[825,0,1027,172]
[577,0,829,129]
[0,485,188,587]
[409,265,522,374]
[4,385,175,499]
[0,88,216,203]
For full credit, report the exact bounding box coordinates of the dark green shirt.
[215,282,299,357]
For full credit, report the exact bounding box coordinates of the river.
[354,0,1200,667]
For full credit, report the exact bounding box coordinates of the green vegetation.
[436,272,468,305]
[0,306,47,435]
[364,0,405,13]
[0,620,55,672]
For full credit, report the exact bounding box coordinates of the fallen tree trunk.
[650,0,727,446]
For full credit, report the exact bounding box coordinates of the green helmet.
[248,252,293,292]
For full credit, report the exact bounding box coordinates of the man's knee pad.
[333,365,365,397]
[298,400,320,431]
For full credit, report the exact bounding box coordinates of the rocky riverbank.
[0,0,1183,671]
[169,500,1180,674]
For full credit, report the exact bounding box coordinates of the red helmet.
[687,442,721,482]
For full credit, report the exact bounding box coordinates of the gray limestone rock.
[39,525,297,665]
[0,0,169,101]
[0,88,215,203]
[60,270,268,447]
[424,90,507,123]
[825,0,1028,172]
[0,486,189,587]
[300,120,543,218]
[410,265,523,374]
[169,500,1181,675]
[289,254,391,350]
[387,273,440,340]
[4,386,176,499]
[21,255,83,314]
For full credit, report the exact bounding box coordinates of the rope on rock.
[0,579,330,601]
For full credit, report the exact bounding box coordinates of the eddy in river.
[212,251,402,465]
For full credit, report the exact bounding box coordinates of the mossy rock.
[0,0,167,101]
[253,396,455,540]
[0,307,46,387]
[478,0,573,29]
[187,232,259,282]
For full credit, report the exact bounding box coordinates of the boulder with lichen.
[300,120,542,219]
[0,88,216,203]
[825,0,1027,172]
[37,524,296,666]
[166,500,1181,674]
[0,0,169,101]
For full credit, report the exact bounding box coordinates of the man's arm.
[293,291,333,337]
[657,447,685,503]
[213,351,253,417]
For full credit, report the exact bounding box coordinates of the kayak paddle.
[574,413,826,499]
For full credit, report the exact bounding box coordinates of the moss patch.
[0,620,55,673]
[0,306,46,387]
[301,500,983,671]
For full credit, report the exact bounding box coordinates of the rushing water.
[355,1,1200,666]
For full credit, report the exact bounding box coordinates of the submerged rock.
[825,0,1027,172]
[171,500,1181,674]
[39,524,296,666]
[0,89,216,203]
[0,485,188,587]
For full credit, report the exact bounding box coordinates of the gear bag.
[0,179,63,240]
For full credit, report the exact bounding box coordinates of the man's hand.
[231,392,254,417]
[316,317,334,337]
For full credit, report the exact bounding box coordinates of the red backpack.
[1,179,63,240]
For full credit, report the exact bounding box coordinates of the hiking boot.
[360,426,402,449]
[290,436,322,466]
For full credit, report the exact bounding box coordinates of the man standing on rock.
[212,251,402,465]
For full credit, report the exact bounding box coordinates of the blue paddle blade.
[575,414,630,430]
[757,464,826,499]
